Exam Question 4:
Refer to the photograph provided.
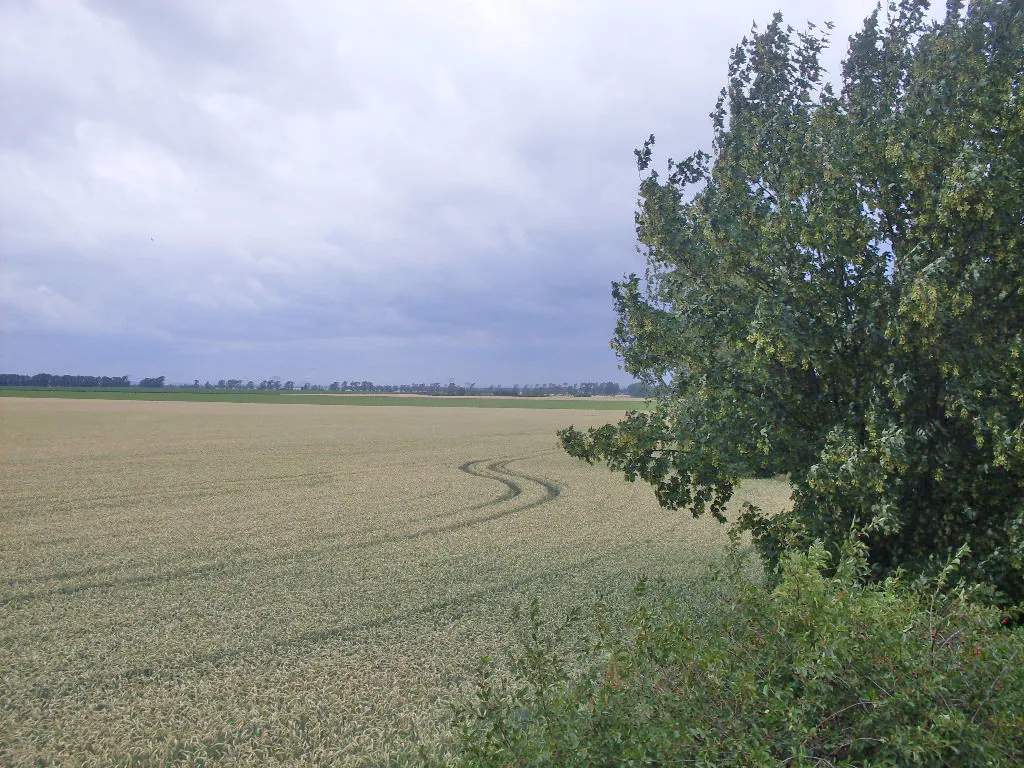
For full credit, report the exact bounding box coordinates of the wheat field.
[1,397,791,766]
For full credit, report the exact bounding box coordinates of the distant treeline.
[0,373,132,388]
[187,379,640,397]
[1,373,651,398]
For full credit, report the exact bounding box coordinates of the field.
[1,397,790,766]
[0,388,643,410]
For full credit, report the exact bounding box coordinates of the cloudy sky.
[2,0,904,386]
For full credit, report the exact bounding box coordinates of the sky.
[1,0,913,386]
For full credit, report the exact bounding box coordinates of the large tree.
[560,0,1023,600]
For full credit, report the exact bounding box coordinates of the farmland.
[1,397,790,766]
[0,388,643,410]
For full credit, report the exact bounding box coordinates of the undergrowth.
[449,541,1023,766]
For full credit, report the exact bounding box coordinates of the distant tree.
[625,382,652,398]
[138,376,165,388]
[560,1,1024,601]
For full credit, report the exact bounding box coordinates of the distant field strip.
[0,387,645,410]
[0,397,789,766]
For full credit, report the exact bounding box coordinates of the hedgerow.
[451,541,1023,766]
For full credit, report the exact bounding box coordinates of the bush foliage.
[452,543,1023,766]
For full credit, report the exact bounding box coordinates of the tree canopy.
[559,0,1023,601]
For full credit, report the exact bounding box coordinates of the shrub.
[451,543,1023,766]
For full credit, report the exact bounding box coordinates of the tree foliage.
[559,0,1024,600]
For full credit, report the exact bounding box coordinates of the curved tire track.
[459,458,522,508]
[4,456,562,606]
[396,455,560,539]
[492,460,560,511]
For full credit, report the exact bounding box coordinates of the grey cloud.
[2,0,899,383]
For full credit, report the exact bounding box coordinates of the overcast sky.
[2,0,906,385]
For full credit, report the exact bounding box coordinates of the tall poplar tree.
[560,0,1024,600]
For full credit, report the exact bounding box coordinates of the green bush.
[451,543,1023,766]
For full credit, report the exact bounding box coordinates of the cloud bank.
[2,0,899,384]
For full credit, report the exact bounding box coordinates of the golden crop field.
[1,397,791,766]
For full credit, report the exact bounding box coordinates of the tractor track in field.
[455,455,561,513]
[70,549,616,694]
[3,456,562,606]
[4,460,430,525]
[8,482,456,590]
[459,458,523,507]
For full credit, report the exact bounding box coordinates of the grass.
[0,397,791,766]
[0,388,646,410]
